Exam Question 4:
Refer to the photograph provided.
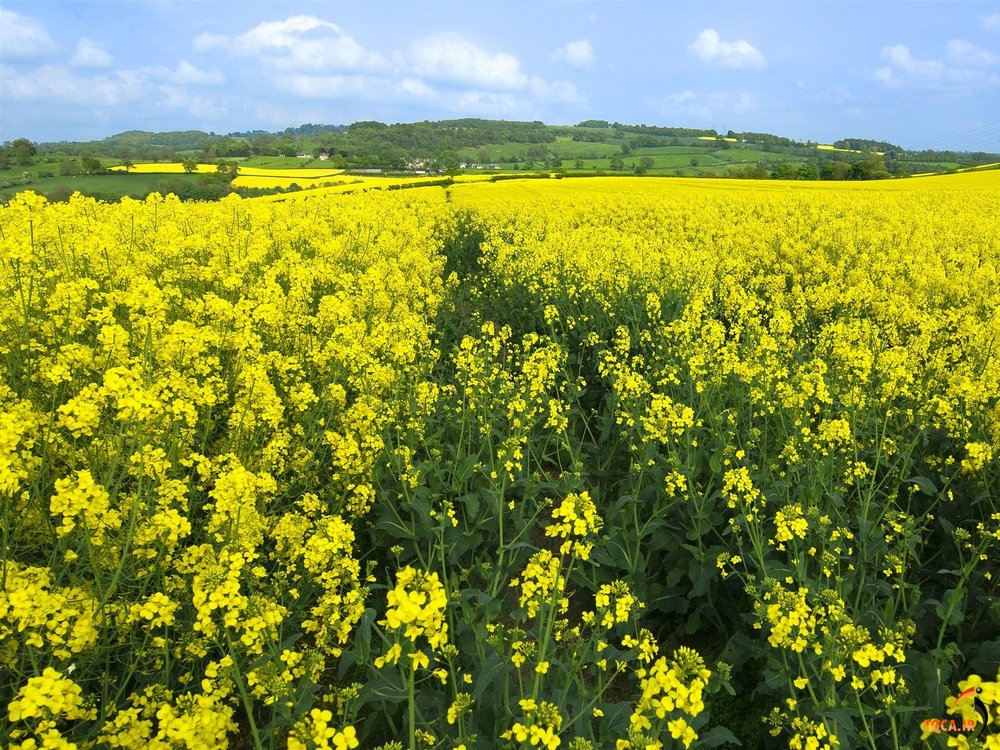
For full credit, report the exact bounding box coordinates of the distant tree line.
[6,120,999,197]
[833,138,903,154]
[723,152,892,181]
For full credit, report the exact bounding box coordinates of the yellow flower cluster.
[511,550,567,619]
[0,188,447,746]
[774,504,809,544]
[380,566,449,651]
[545,491,603,559]
[0,563,99,661]
[288,710,359,750]
[503,698,564,750]
[630,646,710,747]
[49,469,121,545]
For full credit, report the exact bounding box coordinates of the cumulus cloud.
[158,86,229,119]
[3,59,222,107]
[194,15,385,71]
[529,76,580,103]
[193,17,580,118]
[274,71,442,104]
[2,65,143,105]
[0,8,58,58]
[981,12,1000,30]
[876,44,943,82]
[553,39,595,67]
[157,60,224,86]
[688,29,765,69]
[661,89,754,120]
[875,41,999,91]
[408,33,527,89]
[946,39,998,67]
[71,39,113,68]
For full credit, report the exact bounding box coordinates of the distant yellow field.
[111,163,490,194]
[250,173,498,201]
[252,174,453,201]
[231,172,347,190]
[816,144,886,156]
[112,163,345,185]
[445,169,1000,204]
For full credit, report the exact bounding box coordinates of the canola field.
[1,173,999,750]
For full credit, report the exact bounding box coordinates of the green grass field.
[237,155,329,169]
[0,171,204,203]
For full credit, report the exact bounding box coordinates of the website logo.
[922,685,991,739]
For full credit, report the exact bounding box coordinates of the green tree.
[610,156,624,170]
[850,152,889,180]
[797,164,819,180]
[81,156,103,174]
[821,161,851,180]
[182,159,199,174]
[9,138,37,166]
[215,160,239,180]
[575,159,585,170]
[772,163,800,180]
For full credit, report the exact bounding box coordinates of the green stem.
[853,688,880,750]
[408,663,416,750]
[224,632,265,750]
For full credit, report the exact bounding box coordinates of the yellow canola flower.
[381,566,449,651]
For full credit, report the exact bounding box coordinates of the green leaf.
[452,453,479,487]
[698,726,740,748]
[906,475,938,496]
[935,588,966,627]
[459,492,480,522]
[472,655,509,700]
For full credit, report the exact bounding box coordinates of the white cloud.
[156,60,224,86]
[408,33,527,89]
[195,15,385,71]
[276,73,439,103]
[981,12,1000,30]
[0,9,58,58]
[397,77,435,99]
[279,73,388,99]
[529,76,580,103]
[197,18,578,118]
[2,65,144,105]
[553,39,595,67]
[661,89,754,120]
[878,44,943,81]
[447,90,527,117]
[946,39,998,67]
[71,39,113,68]
[158,86,228,119]
[3,59,222,108]
[688,29,765,70]
[876,42,999,91]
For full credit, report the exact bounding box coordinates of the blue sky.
[2,1,1000,150]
